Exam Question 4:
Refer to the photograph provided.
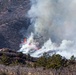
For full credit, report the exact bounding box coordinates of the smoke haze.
[19,0,76,59]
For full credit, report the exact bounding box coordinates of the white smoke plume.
[19,0,76,59]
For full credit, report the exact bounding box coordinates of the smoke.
[19,0,76,59]
[27,0,55,41]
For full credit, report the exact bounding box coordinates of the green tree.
[69,55,76,64]
[70,55,75,61]
[36,56,47,67]
[43,52,49,58]
[46,54,63,69]
[34,54,67,69]
[0,54,11,65]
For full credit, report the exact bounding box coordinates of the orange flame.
[23,38,27,43]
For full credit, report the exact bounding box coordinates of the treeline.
[0,48,76,69]
[34,53,76,69]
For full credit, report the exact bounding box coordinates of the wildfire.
[21,34,40,51]
[23,38,27,44]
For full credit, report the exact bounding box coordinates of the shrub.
[0,72,7,75]
[46,54,63,69]
[68,55,76,64]
[0,54,11,65]
[17,52,23,57]
[70,55,75,61]
[36,56,47,67]
[36,54,63,69]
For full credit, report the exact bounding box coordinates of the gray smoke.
[28,0,76,43]
[19,0,76,59]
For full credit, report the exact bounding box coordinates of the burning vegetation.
[18,0,76,59]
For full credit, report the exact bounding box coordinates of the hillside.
[0,0,30,50]
[0,48,76,75]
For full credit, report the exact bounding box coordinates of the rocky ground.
[0,65,76,75]
[0,0,30,50]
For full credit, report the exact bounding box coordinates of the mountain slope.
[0,0,30,50]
